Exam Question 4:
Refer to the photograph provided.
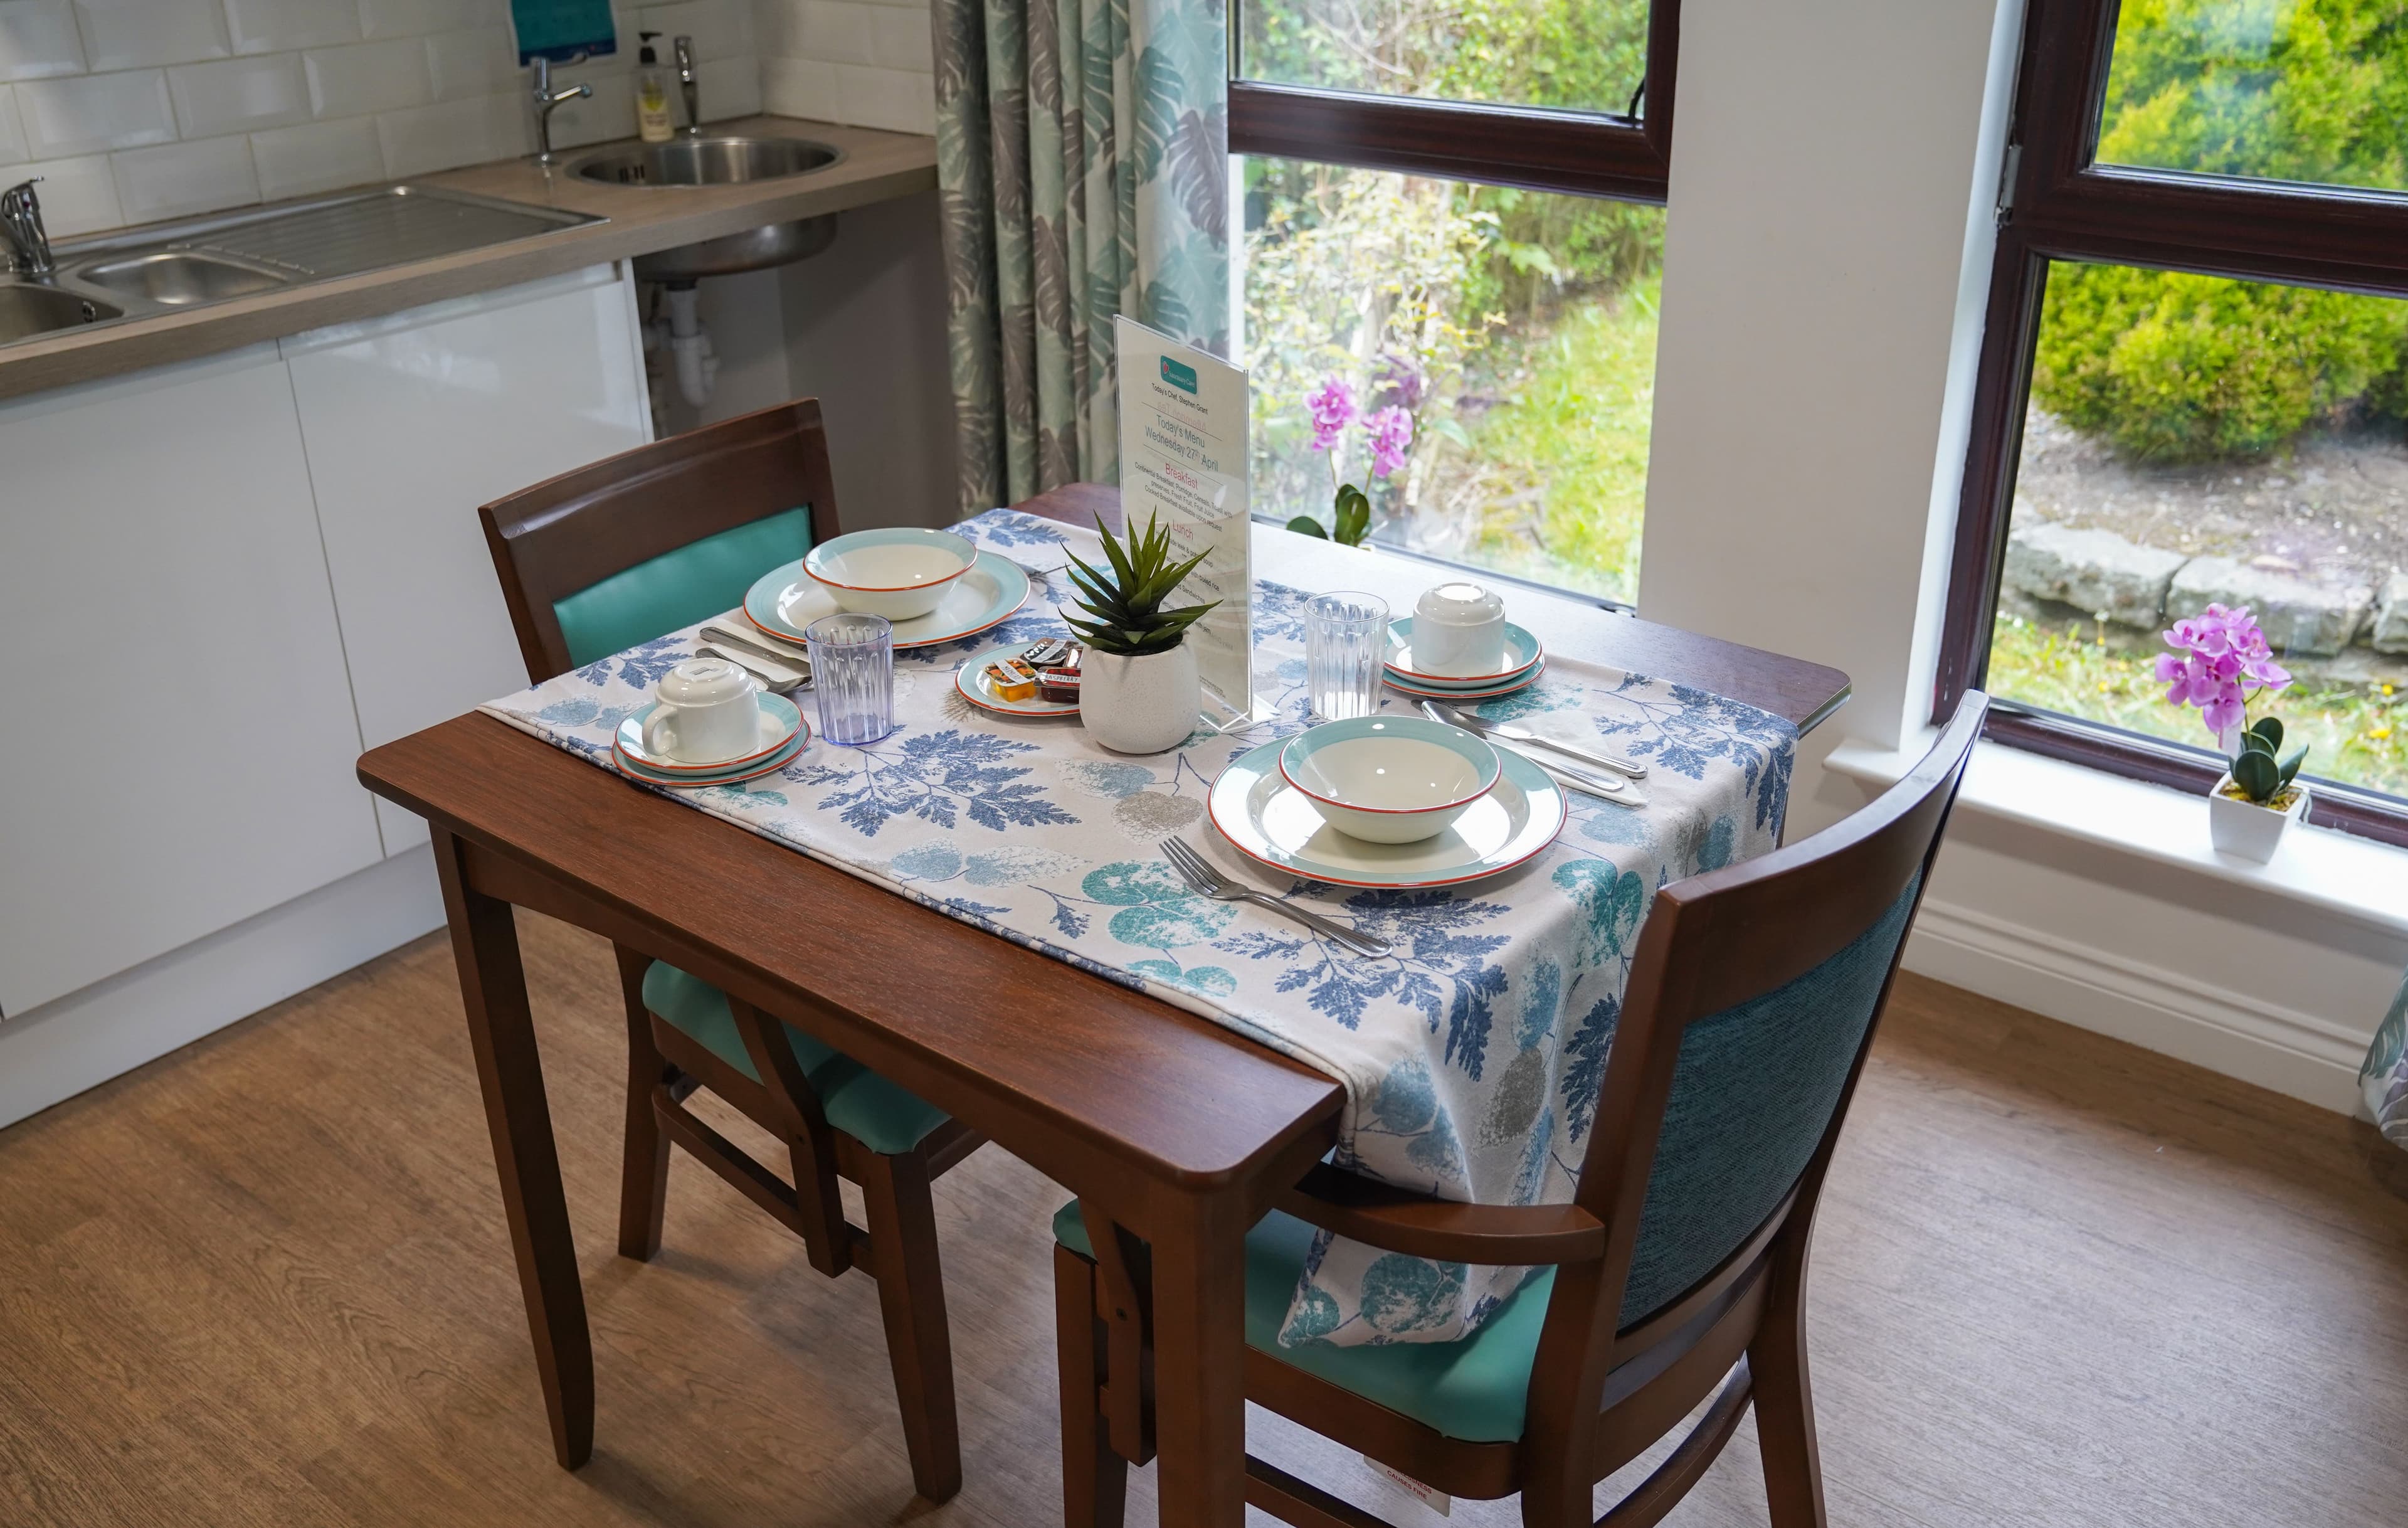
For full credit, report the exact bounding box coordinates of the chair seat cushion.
[1052,1201,1554,1445]
[554,507,814,668]
[642,961,949,1155]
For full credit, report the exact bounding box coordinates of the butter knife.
[1422,700,1645,779]
[702,622,811,676]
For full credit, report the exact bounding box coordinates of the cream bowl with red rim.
[803,527,977,620]
[1275,715,1502,845]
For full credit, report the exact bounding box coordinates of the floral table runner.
[479,509,1798,1347]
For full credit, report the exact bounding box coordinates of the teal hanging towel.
[512,0,616,63]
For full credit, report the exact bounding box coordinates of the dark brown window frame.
[1935,0,2408,849]
[1227,2,1679,203]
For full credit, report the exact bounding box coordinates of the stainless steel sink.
[571,137,842,187]
[73,250,291,305]
[0,184,599,351]
[569,136,846,280]
[0,283,120,343]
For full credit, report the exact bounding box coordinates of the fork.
[1160,838,1392,958]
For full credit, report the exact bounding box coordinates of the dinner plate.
[615,692,803,773]
[1385,617,1544,686]
[615,722,809,787]
[1208,734,1565,889]
[954,640,1080,717]
[744,550,1031,650]
[1380,658,1548,702]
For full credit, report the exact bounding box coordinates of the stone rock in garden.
[2166,557,2372,657]
[2002,522,2187,627]
[2372,571,2408,654]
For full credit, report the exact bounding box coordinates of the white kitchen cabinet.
[0,346,385,1016]
[285,264,651,851]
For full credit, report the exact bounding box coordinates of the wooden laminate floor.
[3,913,2405,1527]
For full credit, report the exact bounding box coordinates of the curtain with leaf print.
[2364,972,2408,1147]
[934,0,1232,512]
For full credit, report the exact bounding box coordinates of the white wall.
[1644,0,2408,1112]
[0,0,763,236]
[778,186,954,527]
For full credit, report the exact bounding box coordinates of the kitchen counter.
[0,115,936,405]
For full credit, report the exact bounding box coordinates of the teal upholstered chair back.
[478,401,843,684]
[1568,695,1985,1338]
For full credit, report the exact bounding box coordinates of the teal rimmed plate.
[1381,658,1546,702]
[1385,617,1543,686]
[615,692,803,773]
[615,714,809,787]
[744,550,1030,650]
[1208,734,1565,889]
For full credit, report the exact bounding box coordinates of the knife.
[702,622,812,676]
[1422,699,1645,779]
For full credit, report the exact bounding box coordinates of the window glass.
[2096,0,2408,194]
[1240,0,1650,119]
[1241,157,1664,602]
[1990,260,2408,797]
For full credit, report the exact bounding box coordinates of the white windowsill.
[1824,734,2408,942]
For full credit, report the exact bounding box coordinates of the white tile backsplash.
[0,0,932,235]
[304,38,431,117]
[833,62,928,135]
[358,0,502,40]
[249,113,383,198]
[18,69,174,156]
[756,0,930,135]
[425,26,513,100]
[9,151,115,232]
[225,0,363,55]
[376,88,521,177]
[113,133,259,222]
[867,3,926,72]
[75,0,229,72]
[0,1,83,82]
[169,54,310,137]
[758,51,833,119]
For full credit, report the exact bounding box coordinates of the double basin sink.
[0,135,845,348]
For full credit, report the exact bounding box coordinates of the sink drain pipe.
[658,280,717,408]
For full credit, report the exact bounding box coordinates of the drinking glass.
[806,613,895,744]
[1305,592,1390,721]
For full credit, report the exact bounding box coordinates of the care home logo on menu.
[1149,356,1211,420]
[1159,355,1198,394]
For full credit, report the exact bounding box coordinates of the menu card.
[1113,315,1252,724]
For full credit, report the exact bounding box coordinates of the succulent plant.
[2230,715,2308,805]
[1064,511,1220,657]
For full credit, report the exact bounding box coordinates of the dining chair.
[1050,692,1989,1528]
[480,400,983,1502]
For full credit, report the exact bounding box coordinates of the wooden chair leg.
[1055,1244,1129,1528]
[1747,1238,1828,1528]
[858,1149,963,1504]
[611,945,670,1261]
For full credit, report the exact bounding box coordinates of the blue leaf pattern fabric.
[478,508,1797,1346]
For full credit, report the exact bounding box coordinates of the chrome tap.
[0,178,53,278]
[530,55,593,166]
[674,35,700,135]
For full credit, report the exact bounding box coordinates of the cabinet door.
[285,265,650,851]
[0,347,384,1016]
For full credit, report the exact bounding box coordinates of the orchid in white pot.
[2156,603,2309,861]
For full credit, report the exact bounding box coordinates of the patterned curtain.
[934,0,1232,512]
[2363,972,2408,1147]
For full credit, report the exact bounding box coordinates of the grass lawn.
[1436,275,1658,603]
[1987,611,2408,797]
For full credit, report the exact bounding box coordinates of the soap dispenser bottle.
[636,33,675,142]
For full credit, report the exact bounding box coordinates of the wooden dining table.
[355,482,1850,1527]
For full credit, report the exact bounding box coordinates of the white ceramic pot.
[1080,643,1200,754]
[2208,772,2310,862]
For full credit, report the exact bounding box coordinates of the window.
[1940,0,2408,846]
[1233,0,1676,603]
